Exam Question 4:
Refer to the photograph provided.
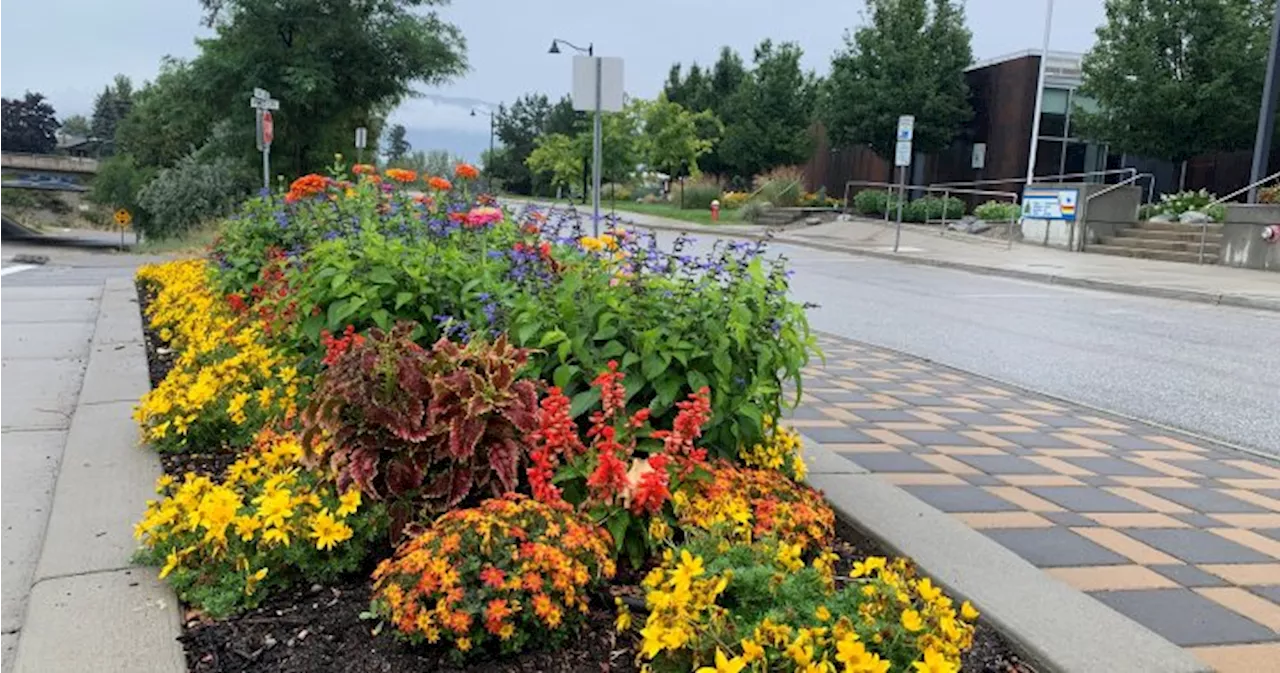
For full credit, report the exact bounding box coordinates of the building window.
[1035,87,1107,181]
[1039,88,1069,137]
[1035,139,1063,178]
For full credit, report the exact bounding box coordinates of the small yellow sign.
[114,208,132,229]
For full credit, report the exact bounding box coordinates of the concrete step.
[1116,228,1222,243]
[1087,244,1218,264]
[1136,220,1223,233]
[1101,236,1221,253]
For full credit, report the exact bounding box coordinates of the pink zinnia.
[464,206,503,228]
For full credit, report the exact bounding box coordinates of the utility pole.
[1024,0,1055,186]
[1249,0,1280,202]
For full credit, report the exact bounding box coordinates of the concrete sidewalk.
[3,276,184,673]
[599,206,1280,312]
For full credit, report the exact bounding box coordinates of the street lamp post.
[471,107,497,194]
[1024,0,1055,187]
[549,37,603,236]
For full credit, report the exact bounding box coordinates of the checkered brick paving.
[786,333,1280,673]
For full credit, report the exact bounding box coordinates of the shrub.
[754,166,805,208]
[137,154,243,240]
[852,189,899,216]
[90,153,154,233]
[739,416,807,481]
[674,463,833,553]
[974,200,1021,222]
[740,200,770,223]
[133,259,302,452]
[304,322,539,537]
[528,363,712,566]
[630,532,977,673]
[134,428,386,617]
[601,183,632,202]
[1259,184,1280,204]
[721,190,750,209]
[370,493,615,657]
[678,177,721,210]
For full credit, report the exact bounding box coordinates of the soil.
[138,280,1036,672]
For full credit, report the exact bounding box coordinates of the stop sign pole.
[250,88,280,191]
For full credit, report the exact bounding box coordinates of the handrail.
[933,168,1137,189]
[843,180,1020,251]
[1197,170,1280,264]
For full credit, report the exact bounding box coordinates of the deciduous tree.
[2,92,60,154]
[823,0,973,160]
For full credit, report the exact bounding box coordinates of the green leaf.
[654,374,682,408]
[369,267,396,285]
[642,353,666,380]
[553,364,579,389]
[687,370,709,393]
[621,351,642,369]
[557,340,572,362]
[570,387,602,418]
[538,329,568,348]
[394,291,414,309]
[371,308,391,330]
[516,321,540,345]
[331,272,349,291]
[713,350,732,377]
[605,513,629,553]
[594,324,618,341]
[600,340,627,358]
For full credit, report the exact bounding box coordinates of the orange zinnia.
[454,163,480,180]
[385,168,417,183]
[428,176,452,191]
[352,163,376,175]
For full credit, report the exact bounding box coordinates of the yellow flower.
[901,609,924,632]
[814,605,832,622]
[912,649,958,673]
[309,508,354,551]
[227,391,252,424]
[159,551,180,579]
[695,648,746,673]
[255,488,294,529]
[232,515,262,541]
[244,567,268,596]
[615,597,632,632]
[851,556,886,578]
[740,638,764,662]
[916,577,942,603]
[776,541,804,571]
[456,637,472,652]
[579,236,604,252]
[262,526,291,546]
[648,517,671,541]
[960,601,980,621]
[336,488,362,517]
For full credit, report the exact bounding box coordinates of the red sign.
[262,111,274,145]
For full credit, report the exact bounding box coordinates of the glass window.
[1035,139,1063,178]
[1063,141,1087,177]
[1039,88,1069,137]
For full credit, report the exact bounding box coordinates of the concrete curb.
[13,277,186,673]
[800,438,1211,673]
[619,217,1280,313]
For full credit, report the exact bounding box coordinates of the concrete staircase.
[1089,221,1222,264]
[753,207,804,227]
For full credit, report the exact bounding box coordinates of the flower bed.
[132,162,1032,672]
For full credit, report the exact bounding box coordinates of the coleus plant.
[528,360,712,567]
[304,321,538,538]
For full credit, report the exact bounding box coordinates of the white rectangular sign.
[253,87,270,100]
[355,127,367,149]
[248,97,279,110]
[972,143,987,169]
[572,56,625,112]
[896,115,915,141]
[1021,187,1078,221]
[894,140,912,167]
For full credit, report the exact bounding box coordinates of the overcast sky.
[2,0,1107,158]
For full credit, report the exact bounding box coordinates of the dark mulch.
[181,581,637,673]
[137,281,176,390]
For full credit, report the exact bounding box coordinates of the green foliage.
[383,123,411,162]
[753,166,805,207]
[1,92,60,154]
[91,74,134,156]
[974,200,1020,222]
[115,59,212,169]
[664,46,750,177]
[526,133,583,194]
[677,177,722,210]
[740,200,770,223]
[823,0,973,159]
[136,154,244,240]
[90,154,154,227]
[60,114,92,138]
[903,195,964,222]
[492,94,580,195]
[391,149,463,177]
[717,40,819,180]
[305,322,539,537]
[601,183,633,202]
[639,95,721,178]
[1,188,71,214]
[852,189,898,216]
[1075,0,1272,162]
[1150,189,1227,222]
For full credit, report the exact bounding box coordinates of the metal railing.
[842,180,1021,251]
[1074,172,1155,252]
[1194,170,1280,263]
[932,168,1139,190]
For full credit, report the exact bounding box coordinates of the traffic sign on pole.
[896,115,915,141]
[262,111,274,146]
[249,87,278,191]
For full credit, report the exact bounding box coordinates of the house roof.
[967,49,1085,88]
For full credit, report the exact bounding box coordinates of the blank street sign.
[572,56,625,112]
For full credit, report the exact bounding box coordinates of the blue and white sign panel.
[1021,187,1078,222]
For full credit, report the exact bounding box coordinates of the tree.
[639,95,721,178]
[60,114,92,138]
[384,123,411,162]
[717,40,819,179]
[188,0,467,179]
[1074,0,1271,166]
[2,92,60,153]
[492,93,581,195]
[91,74,135,154]
[526,133,583,196]
[116,59,215,169]
[823,0,973,160]
[663,47,747,176]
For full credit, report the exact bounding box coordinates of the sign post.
[113,208,131,249]
[355,127,368,164]
[250,88,279,191]
[571,55,624,236]
[893,115,915,253]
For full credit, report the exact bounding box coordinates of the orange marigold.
[455,163,480,180]
[352,163,377,175]
[385,168,417,183]
[427,176,453,191]
[286,174,330,201]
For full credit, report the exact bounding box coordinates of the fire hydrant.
[710,199,720,222]
[1263,224,1280,243]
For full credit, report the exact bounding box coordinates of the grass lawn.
[605,200,745,226]
[135,224,221,256]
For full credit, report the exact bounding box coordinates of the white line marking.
[0,264,37,277]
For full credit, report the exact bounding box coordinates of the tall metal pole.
[591,56,603,237]
[1024,0,1055,186]
[488,114,496,194]
[1249,0,1280,202]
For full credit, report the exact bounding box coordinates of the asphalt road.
[648,229,1280,455]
